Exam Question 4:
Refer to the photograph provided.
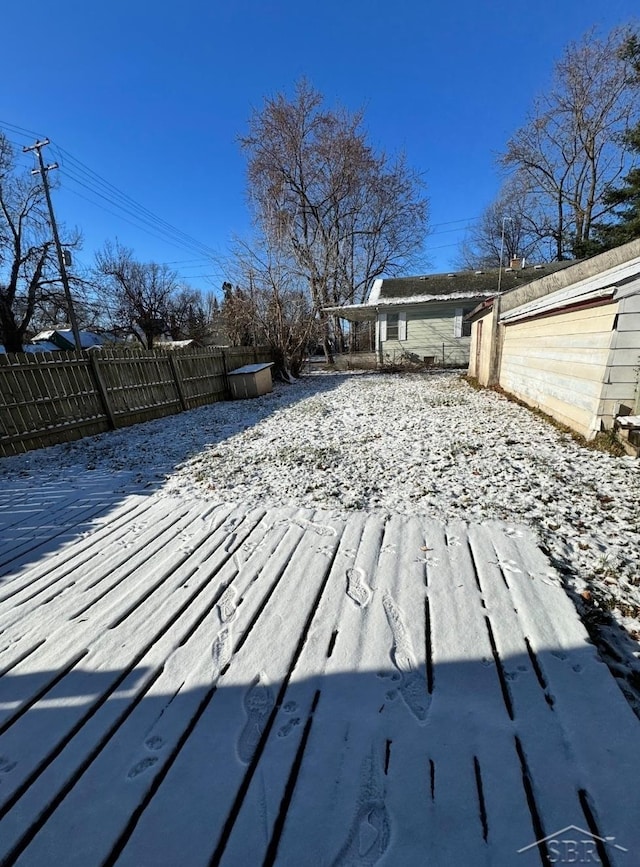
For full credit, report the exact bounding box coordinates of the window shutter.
[454,308,463,338]
[398,312,407,341]
[379,312,387,342]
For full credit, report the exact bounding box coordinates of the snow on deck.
[1,486,639,866]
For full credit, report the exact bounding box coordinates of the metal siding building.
[479,241,640,438]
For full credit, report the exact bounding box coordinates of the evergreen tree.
[583,35,640,254]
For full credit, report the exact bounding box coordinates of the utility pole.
[496,216,512,297]
[23,138,82,353]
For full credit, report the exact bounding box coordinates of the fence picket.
[0,346,274,456]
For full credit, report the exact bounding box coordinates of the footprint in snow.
[145,736,164,751]
[505,527,526,538]
[316,544,335,558]
[277,717,300,738]
[331,746,391,867]
[127,756,158,779]
[0,756,16,773]
[237,676,275,764]
[211,627,233,679]
[346,567,372,608]
[218,586,238,623]
[383,593,430,722]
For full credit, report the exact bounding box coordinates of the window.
[386,312,399,340]
[379,312,407,342]
[454,308,472,338]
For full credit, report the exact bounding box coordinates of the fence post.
[221,349,232,399]
[167,352,188,411]
[89,354,116,429]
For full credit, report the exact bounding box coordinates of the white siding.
[499,303,618,438]
[600,284,640,419]
[379,303,475,366]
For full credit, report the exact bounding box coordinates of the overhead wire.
[0,119,221,264]
[52,144,220,259]
[57,164,219,259]
[1,118,480,271]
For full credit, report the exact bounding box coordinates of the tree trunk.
[0,304,24,353]
[318,309,334,365]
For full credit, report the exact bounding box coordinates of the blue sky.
[1,0,637,294]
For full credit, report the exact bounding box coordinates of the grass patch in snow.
[461,375,627,457]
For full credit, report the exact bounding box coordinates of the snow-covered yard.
[2,370,640,865]
[3,370,639,661]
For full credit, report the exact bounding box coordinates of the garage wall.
[468,308,496,384]
[499,302,618,438]
[600,285,640,421]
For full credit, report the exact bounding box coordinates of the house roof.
[374,263,576,302]
[326,262,577,321]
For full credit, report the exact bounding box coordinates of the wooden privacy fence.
[0,345,274,457]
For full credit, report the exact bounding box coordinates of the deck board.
[0,489,638,866]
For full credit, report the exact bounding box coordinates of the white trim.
[501,286,614,323]
[398,311,407,341]
[324,291,495,316]
[501,257,640,324]
[379,311,387,342]
[454,308,463,338]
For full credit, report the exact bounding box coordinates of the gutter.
[465,296,496,321]
[500,286,616,325]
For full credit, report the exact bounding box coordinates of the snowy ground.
[2,370,639,699]
[4,496,640,864]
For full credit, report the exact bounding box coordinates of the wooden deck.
[0,479,639,866]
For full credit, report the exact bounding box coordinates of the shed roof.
[31,329,104,350]
[228,362,274,375]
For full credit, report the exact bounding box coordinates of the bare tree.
[500,25,639,259]
[457,176,547,268]
[240,79,429,362]
[166,287,211,342]
[224,240,319,379]
[95,241,181,348]
[0,134,79,351]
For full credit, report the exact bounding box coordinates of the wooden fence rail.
[0,345,273,457]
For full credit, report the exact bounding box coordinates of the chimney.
[510,257,523,270]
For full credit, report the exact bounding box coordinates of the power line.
[0,121,221,262]
[57,163,219,260]
[58,166,217,259]
[2,120,485,267]
[51,144,219,259]
[431,217,475,228]
[0,119,47,141]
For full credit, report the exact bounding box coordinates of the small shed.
[227,362,274,399]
